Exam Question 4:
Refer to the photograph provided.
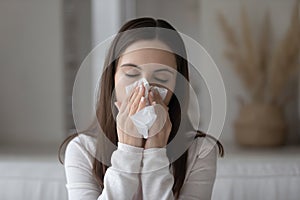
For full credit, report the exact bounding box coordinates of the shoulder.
[64,134,101,191]
[181,132,219,184]
[66,133,97,154]
[65,133,97,168]
[184,132,219,179]
[187,132,218,163]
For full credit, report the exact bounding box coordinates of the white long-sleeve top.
[64,134,218,200]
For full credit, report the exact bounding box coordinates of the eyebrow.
[120,63,175,74]
[120,63,141,69]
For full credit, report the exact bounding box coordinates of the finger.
[153,88,169,111]
[129,86,140,102]
[151,88,164,106]
[117,86,138,113]
[127,86,140,109]
[137,96,146,112]
[153,88,163,103]
[129,84,145,115]
[148,90,155,105]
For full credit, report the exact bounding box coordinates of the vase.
[234,103,287,147]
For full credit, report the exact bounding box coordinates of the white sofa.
[213,145,300,200]
[1,145,299,200]
[0,149,67,200]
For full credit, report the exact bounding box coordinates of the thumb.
[114,101,121,111]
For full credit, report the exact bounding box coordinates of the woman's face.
[114,40,177,105]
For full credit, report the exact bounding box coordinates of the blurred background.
[0,0,299,199]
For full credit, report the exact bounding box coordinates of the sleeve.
[141,147,175,200]
[64,138,144,200]
[140,143,217,200]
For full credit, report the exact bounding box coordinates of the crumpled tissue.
[125,78,168,138]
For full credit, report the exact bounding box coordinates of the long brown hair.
[59,17,224,199]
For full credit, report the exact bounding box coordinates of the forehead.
[117,40,177,70]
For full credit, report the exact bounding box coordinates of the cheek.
[114,72,135,102]
[114,84,126,103]
[163,79,176,105]
[114,73,126,102]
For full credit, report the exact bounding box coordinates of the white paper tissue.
[125,78,168,138]
[125,78,168,106]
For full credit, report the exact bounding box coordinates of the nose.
[140,74,152,86]
[139,76,156,92]
[142,73,151,83]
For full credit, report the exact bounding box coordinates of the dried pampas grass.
[218,1,300,106]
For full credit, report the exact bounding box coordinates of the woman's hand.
[115,84,147,148]
[144,88,172,149]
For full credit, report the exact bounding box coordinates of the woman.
[59,17,224,200]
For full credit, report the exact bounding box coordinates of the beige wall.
[0,0,65,148]
[136,0,300,145]
[1,0,298,150]
[200,0,299,144]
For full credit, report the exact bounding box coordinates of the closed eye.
[153,71,172,83]
[125,73,140,77]
[121,66,141,77]
[154,77,169,83]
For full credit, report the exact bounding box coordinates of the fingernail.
[114,102,119,109]
[150,91,154,97]
[139,84,143,92]
[141,96,145,102]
